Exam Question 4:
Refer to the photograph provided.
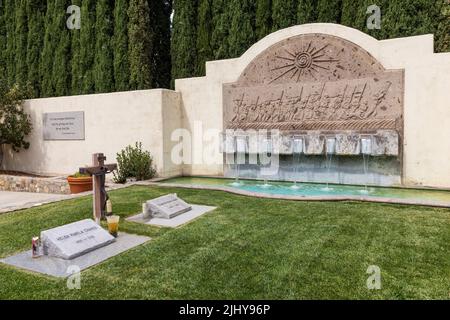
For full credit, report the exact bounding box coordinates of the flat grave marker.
[40,219,115,260]
[144,194,192,219]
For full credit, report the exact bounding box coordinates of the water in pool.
[160,177,450,204]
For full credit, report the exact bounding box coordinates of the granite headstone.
[40,219,115,260]
[143,194,192,220]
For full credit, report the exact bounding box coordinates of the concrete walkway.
[0,181,145,214]
[0,191,71,214]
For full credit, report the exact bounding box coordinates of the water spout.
[291,137,303,189]
[322,137,336,191]
[232,136,247,187]
[360,137,372,193]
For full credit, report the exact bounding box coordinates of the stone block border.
[0,174,70,194]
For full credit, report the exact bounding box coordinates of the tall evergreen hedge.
[196,0,213,75]
[297,0,316,24]
[27,0,46,98]
[255,0,272,40]
[152,0,173,88]
[271,0,298,31]
[128,0,154,90]
[94,0,114,93]
[52,0,71,97]
[171,0,198,84]
[228,0,256,58]
[14,0,28,87]
[70,0,82,96]
[40,0,57,97]
[80,0,96,94]
[0,1,7,85]
[113,0,130,92]
[5,0,16,87]
[0,0,449,97]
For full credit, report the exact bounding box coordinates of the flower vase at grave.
[106,215,120,238]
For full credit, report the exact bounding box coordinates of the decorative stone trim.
[0,175,70,194]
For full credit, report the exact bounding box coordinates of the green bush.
[113,142,157,184]
[70,172,91,178]
[0,82,33,169]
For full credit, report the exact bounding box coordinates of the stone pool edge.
[142,181,450,209]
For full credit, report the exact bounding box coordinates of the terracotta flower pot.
[67,176,93,194]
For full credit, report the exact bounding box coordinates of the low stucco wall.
[176,23,450,189]
[3,89,182,177]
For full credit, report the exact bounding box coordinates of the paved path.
[0,191,71,214]
[0,181,143,214]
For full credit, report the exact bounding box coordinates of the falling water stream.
[361,153,370,194]
[360,137,372,194]
[321,138,336,192]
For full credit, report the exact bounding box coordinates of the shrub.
[113,142,157,184]
[70,172,91,178]
[0,82,33,168]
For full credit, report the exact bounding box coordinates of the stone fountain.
[221,33,403,187]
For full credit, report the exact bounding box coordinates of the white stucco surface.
[3,89,182,177]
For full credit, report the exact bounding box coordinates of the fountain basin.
[157,177,450,208]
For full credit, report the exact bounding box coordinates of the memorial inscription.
[143,194,192,220]
[43,111,85,140]
[40,219,115,260]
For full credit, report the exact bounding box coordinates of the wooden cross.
[79,153,117,223]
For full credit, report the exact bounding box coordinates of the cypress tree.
[14,0,28,87]
[210,0,230,60]
[0,1,7,85]
[152,0,172,88]
[228,0,256,58]
[196,0,213,75]
[40,0,56,96]
[5,0,16,87]
[52,0,71,97]
[113,0,130,92]
[383,0,441,40]
[255,0,272,40]
[316,0,342,23]
[271,0,297,32]
[128,0,154,90]
[436,0,450,53]
[94,0,115,93]
[297,0,316,24]
[70,0,82,95]
[26,0,46,98]
[340,0,360,28]
[80,0,96,94]
[171,0,198,84]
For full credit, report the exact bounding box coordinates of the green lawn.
[0,185,449,300]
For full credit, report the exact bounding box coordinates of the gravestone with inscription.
[40,219,115,260]
[43,111,85,140]
[143,194,192,220]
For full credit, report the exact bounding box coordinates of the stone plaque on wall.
[43,111,85,140]
[223,34,404,134]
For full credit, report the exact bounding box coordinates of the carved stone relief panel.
[223,33,404,135]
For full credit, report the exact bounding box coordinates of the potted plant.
[67,172,93,194]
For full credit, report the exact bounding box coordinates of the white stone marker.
[143,194,192,219]
[40,219,115,260]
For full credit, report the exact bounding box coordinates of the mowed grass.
[0,185,449,300]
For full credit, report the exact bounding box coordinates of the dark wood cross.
[79,153,117,223]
